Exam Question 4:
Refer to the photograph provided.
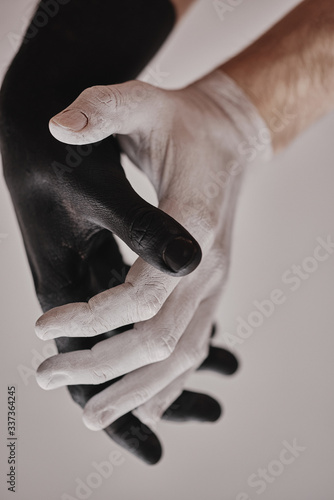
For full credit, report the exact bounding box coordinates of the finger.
[81,351,200,431]
[35,259,180,340]
[36,234,163,465]
[81,298,214,431]
[35,231,223,342]
[132,371,191,428]
[162,390,222,423]
[134,345,237,425]
[49,81,161,144]
[36,268,210,389]
[67,384,162,464]
[94,173,202,277]
[103,413,162,465]
[135,386,222,426]
[49,83,202,277]
[198,346,239,375]
[134,337,238,426]
[48,82,202,278]
[39,232,163,464]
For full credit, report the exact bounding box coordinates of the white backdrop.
[1,1,334,499]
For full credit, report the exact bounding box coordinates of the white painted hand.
[35,70,271,430]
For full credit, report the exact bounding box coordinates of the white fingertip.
[49,81,157,146]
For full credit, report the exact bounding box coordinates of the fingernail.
[163,237,199,274]
[52,109,88,131]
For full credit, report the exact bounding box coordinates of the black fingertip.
[103,413,162,465]
[125,205,202,277]
[225,350,239,375]
[163,236,202,276]
[162,390,222,423]
[204,397,222,422]
[199,346,239,375]
[185,393,222,422]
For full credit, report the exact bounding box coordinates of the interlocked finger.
[81,297,216,431]
[36,272,209,390]
[133,370,192,428]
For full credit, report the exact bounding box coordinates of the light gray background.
[1,1,334,499]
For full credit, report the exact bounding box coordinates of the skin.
[36,0,334,430]
[0,0,238,464]
[223,0,334,151]
[36,70,269,430]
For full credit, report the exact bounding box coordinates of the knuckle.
[181,199,218,252]
[125,80,150,103]
[128,208,169,251]
[142,294,162,318]
[90,365,114,384]
[210,247,230,285]
[199,211,219,247]
[159,331,178,359]
[133,386,151,407]
[214,249,229,280]
[86,299,112,334]
[81,85,121,109]
[135,281,168,321]
[198,246,230,294]
[146,329,178,362]
[128,208,157,244]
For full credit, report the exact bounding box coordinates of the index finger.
[35,259,180,340]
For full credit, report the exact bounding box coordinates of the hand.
[67,322,238,463]
[35,70,271,430]
[0,60,236,463]
[0,0,201,465]
[0,1,201,285]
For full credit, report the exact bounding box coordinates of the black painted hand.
[0,0,201,286]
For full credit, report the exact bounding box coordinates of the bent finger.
[35,259,180,340]
[36,271,208,389]
[82,298,215,430]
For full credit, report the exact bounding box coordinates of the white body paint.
[36,70,272,430]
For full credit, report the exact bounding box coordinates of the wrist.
[189,69,273,165]
[179,69,272,252]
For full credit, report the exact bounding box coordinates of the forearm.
[221,0,334,152]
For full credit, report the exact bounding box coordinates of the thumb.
[49,85,202,276]
[49,81,160,145]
